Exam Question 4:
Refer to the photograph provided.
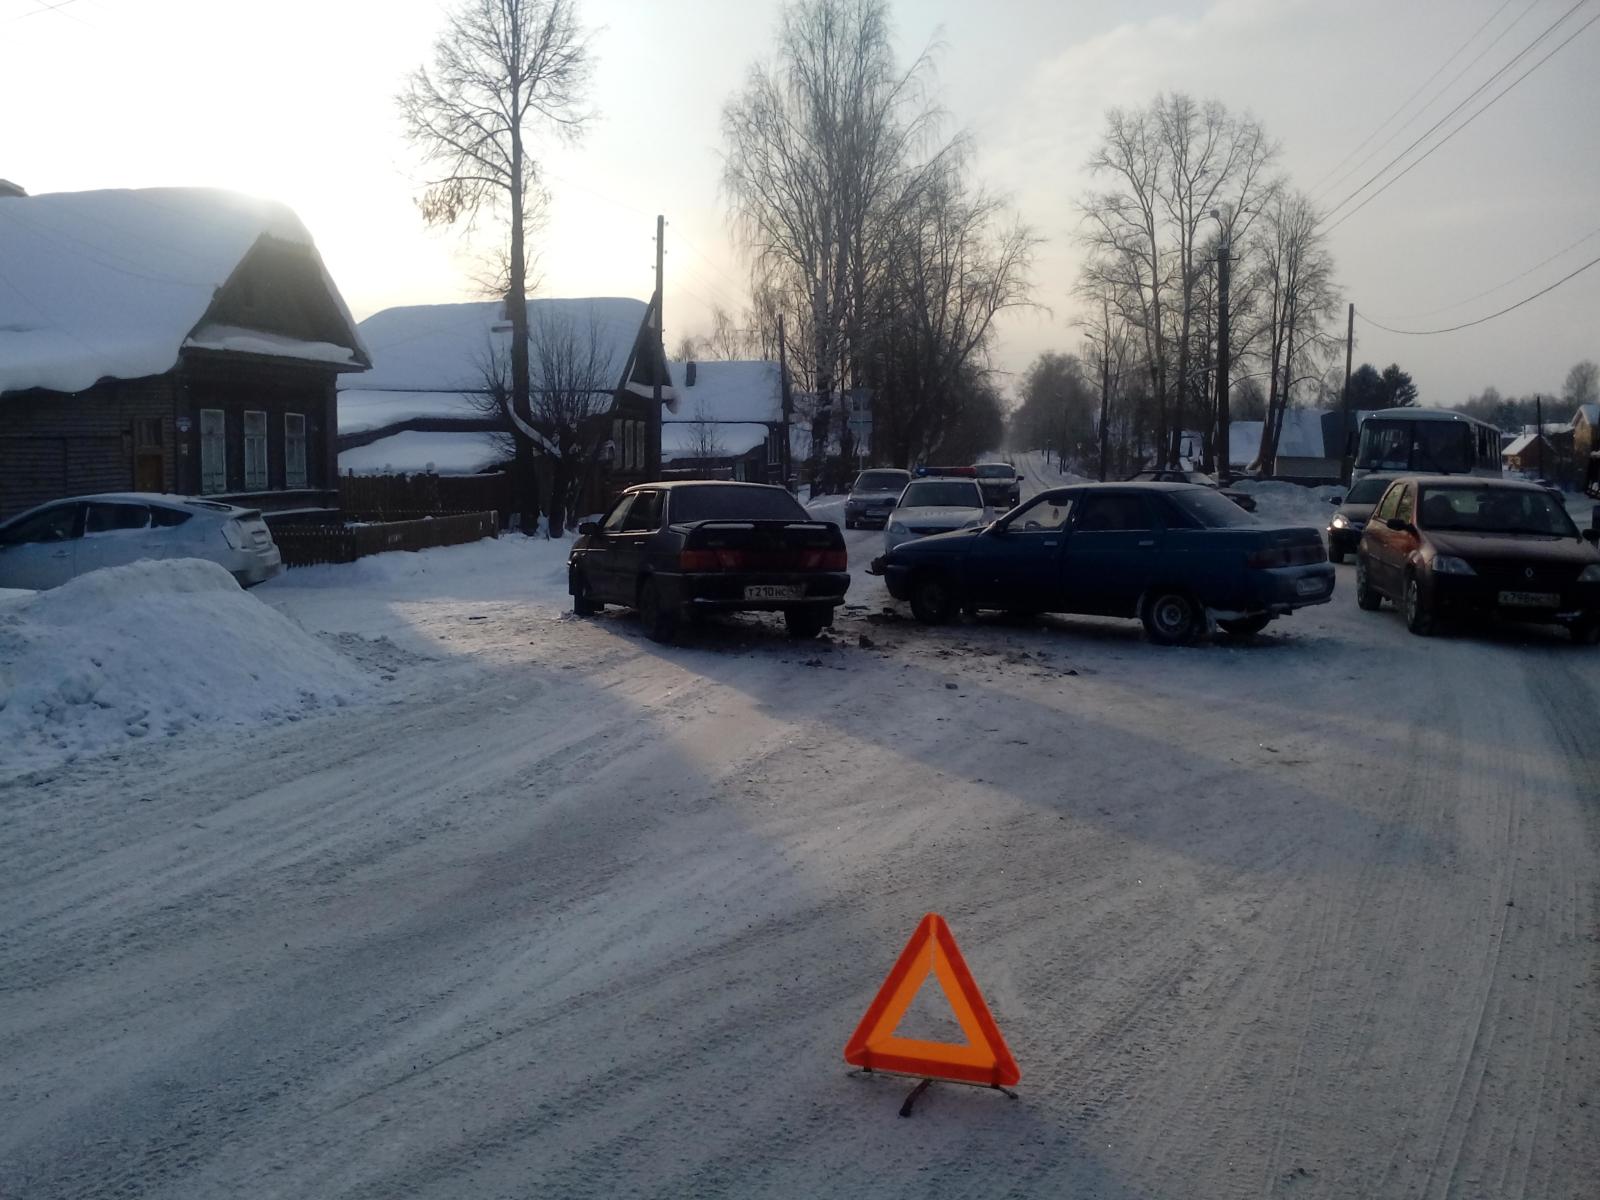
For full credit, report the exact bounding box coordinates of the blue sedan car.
[879,482,1335,644]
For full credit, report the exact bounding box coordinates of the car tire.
[1403,572,1436,637]
[1217,614,1272,637]
[572,569,602,616]
[909,572,957,625]
[785,605,829,639]
[1569,617,1600,646]
[1141,589,1202,646]
[637,578,679,644]
[1355,555,1383,611]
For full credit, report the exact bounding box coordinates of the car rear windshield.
[900,481,982,509]
[975,465,1014,479]
[1345,477,1391,504]
[853,471,909,492]
[1418,486,1579,537]
[669,485,810,523]
[1164,488,1260,528]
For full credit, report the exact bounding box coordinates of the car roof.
[1393,475,1549,492]
[622,480,787,493]
[0,492,240,525]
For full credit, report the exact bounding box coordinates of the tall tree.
[399,0,593,532]
[1378,363,1418,407]
[1563,359,1599,408]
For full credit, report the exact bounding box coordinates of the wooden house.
[661,360,789,484]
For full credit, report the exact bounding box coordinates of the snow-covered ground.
[3,483,1600,1198]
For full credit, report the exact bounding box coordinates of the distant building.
[661,359,789,483]
[0,187,370,522]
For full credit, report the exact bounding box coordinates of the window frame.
[284,412,308,490]
[1073,492,1156,533]
[619,489,662,533]
[85,502,152,536]
[242,410,269,491]
[199,408,227,495]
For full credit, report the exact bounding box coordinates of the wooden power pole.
[1339,302,1355,483]
[777,312,793,491]
[650,214,664,480]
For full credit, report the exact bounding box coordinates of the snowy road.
[3,480,1599,1198]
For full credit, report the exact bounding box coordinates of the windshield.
[899,481,983,509]
[1164,488,1260,528]
[1418,485,1578,537]
[853,471,909,493]
[670,485,810,523]
[975,464,1014,479]
[1344,476,1392,504]
[1357,420,1473,473]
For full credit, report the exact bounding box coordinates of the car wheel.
[637,578,679,644]
[571,569,602,616]
[909,572,957,625]
[1355,555,1383,611]
[1403,572,1436,637]
[1217,614,1272,637]
[1569,617,1600,646]
[1141,589,1202,646]
[1328,546,1346,565]
[785,605,829,639]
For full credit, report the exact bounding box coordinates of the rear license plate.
[745,585,804,601]
[1498,590,1560,608]
[1295,577,1327,596]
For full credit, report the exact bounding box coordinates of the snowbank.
[0,559,370,778]
[1233,479,1343,529]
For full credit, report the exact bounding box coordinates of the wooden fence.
[338,471,513,519]
[275,511,500,568]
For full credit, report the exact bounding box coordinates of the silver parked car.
[0,493,283,590]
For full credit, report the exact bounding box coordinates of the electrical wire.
[1389,223,1600,318]
[1325,7,1600,234]
[1356,252,1600,335]
[1321,0,1591,226]
[1309,0,1520,201]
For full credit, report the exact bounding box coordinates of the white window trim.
[284,412,308,489]
[200,408,226,495]
[243,410,269,491]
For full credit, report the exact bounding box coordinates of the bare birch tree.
[399,0,593,530]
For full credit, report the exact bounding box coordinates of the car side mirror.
[578,521,602,536]
[1583,528,1600,545]
[1385,517,1413,533]
[1328,495,1343,505]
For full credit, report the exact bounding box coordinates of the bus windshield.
[1357,420,1473,474]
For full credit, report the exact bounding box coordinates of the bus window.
[1412,422,1472,473]
[1359,423,1411,471]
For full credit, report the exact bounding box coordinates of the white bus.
[1351,408,1503,483]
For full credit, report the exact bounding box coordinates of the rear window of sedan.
[1164,488,1260,528]
[853,471,909,492]
[669,485,810,523]
[975,464,1015,479]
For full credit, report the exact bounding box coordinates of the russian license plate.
[1295,576,1327,596]
[1498,590,1560,608]
[745,585,804,601]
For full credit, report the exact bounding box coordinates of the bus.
[1351,408,1503,483]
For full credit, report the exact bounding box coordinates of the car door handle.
[1138,539,1156,547]
[1043,539,1058,547]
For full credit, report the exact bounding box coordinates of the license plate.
[1498,590,1560,608]
[745,585,804,601]
[1295,577,1327,596]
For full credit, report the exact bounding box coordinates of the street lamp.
[1210,208,1231,484]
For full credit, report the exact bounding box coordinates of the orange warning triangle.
[843,912,1020,1087]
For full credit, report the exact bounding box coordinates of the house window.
[285,413,307,489]
[200,409,226,494]
[766,430,780,466]
[243,410,268,491]
[627,420,640,471]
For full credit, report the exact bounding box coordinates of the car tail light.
[222,519,246,550]
[1247,543,1326,568]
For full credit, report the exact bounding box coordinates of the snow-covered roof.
[338,390,486,435]
[667,360,783,424]
[0,187,368,396]
[347,297,668,400]
[1229,410,1328,467]
[1502,432,1542,457]
[338,430,509,476]
[661,422,771,462]
[1570,404,1598,428]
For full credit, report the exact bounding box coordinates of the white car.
[0,493,283,590]
[884,477,991,553]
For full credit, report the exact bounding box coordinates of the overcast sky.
[5,0,1597,406]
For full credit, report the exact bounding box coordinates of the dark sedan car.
[1125,469,1257,513]
[974,462,1023,509]
[1355,476,1600,641]
[844,468,912,529]
[879,483,1333,644]
[569,481,850,642]
[1325,473,1398,563]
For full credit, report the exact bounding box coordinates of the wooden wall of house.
[0,376,177,521]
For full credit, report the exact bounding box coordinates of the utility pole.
[1098,297,1112,482]
[777,312,793,492]
[651,214,664,481]
[1536,394,1545,479]
[1214,229,1232,483]
[1339,301,1355,484]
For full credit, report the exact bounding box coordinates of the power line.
[1390,223,1600,318]
[1321,0,1591,226]
[1356,252,1600,335]
[1309,0,1519,201]
[1326,7,1600,234]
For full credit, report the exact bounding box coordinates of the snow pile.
[1234,479,1344,529]
[0,559,370,778]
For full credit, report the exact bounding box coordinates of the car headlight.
[1330,514,1349,530]
[888,521,906,535]
[1431,554,1476,575]
[1579,564,1600,583]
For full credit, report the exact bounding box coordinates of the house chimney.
[686,361,697,387]
[0,179,26,199]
